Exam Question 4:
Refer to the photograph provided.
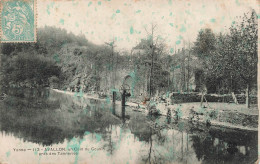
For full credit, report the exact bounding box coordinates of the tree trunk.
[231,92,238,104]
[149,48,154,97]
[172,68,175,91]
[182,57,186,92]
[187,49,190,93]
[245,83,250,108]
[200,93,204,107]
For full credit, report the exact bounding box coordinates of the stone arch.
[122,73,136,97]
[123,75,133,85]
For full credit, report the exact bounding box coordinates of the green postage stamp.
[0,0,36,42]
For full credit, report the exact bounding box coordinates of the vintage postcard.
[0,0,259,164]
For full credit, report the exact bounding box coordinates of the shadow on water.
[0,88,122,146]
[0,88,258,164]
[189,127,257,164]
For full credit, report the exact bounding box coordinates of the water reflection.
[0,88,257,164]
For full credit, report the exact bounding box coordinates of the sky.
[38,0,259,52]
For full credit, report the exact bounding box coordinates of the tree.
[193,28,218,92]
[105,39,116,89]
[193,28,216,59]
[143,23,167,96]
[193,11,257,108]
[230,11,258,108]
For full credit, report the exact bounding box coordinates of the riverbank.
[1,88,257,164]
[52,89,258,131]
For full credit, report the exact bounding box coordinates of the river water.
[0,88,257,164]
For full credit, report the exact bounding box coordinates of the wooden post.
[112,91,116,115]
[112,91,116,103]
[245,83,250,108]
[112,102,116,115]
[121,90,126,118]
